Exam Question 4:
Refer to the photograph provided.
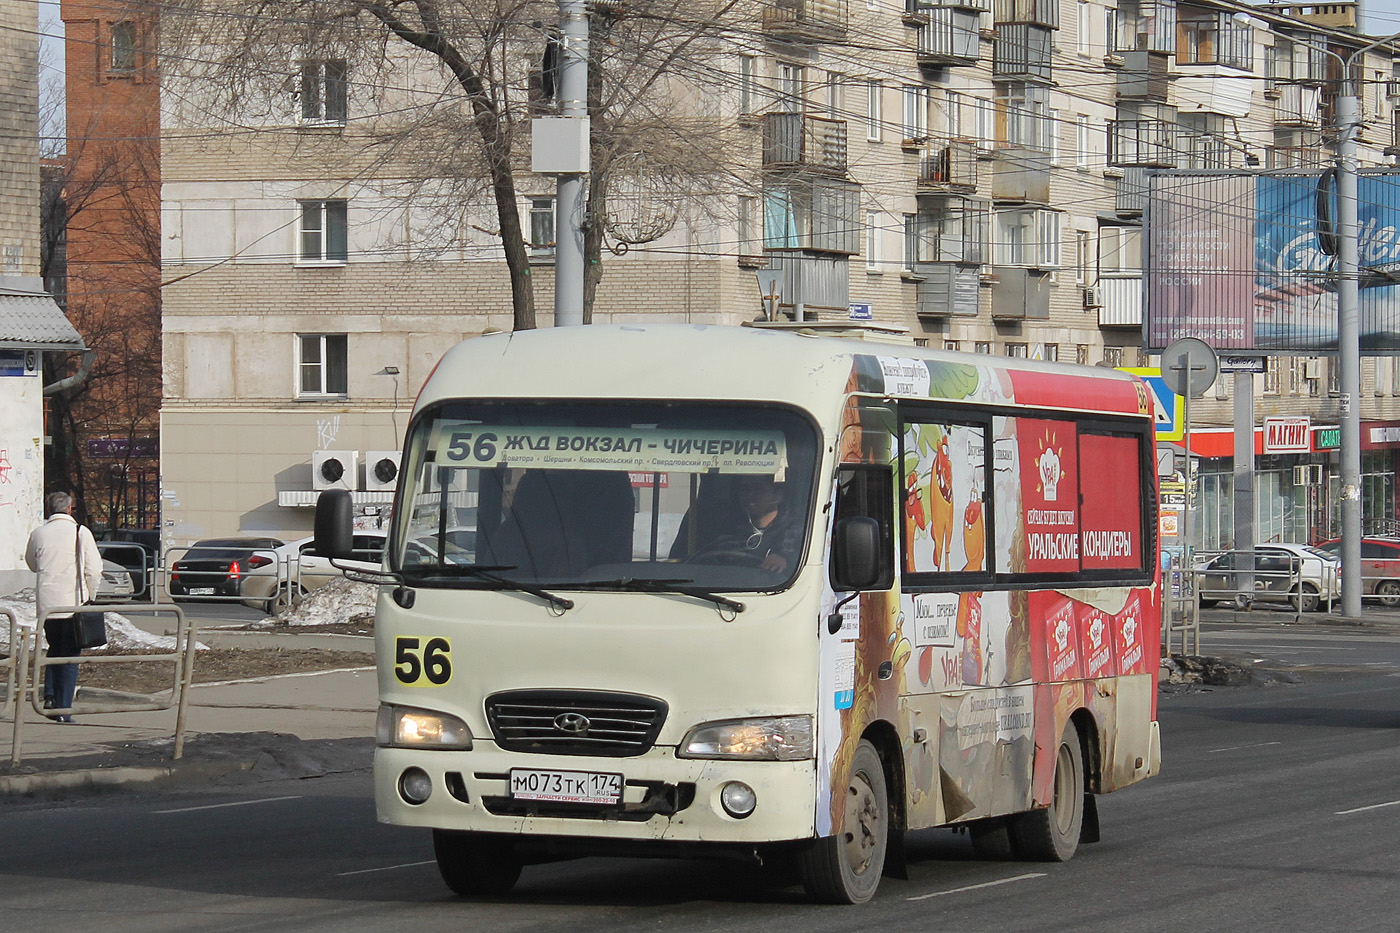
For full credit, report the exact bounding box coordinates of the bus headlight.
[678,715,813,760]
[377,704,473,750]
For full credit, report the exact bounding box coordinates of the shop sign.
[1314,427,1340,450]
[1263,416,1311,454]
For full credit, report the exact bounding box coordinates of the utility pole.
[532,1,590,326]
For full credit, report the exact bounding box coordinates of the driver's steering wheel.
[681,547,764,567]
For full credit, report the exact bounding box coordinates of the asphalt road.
[3,621,1400,931]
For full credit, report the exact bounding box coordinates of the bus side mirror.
[315,490,354,560]
[832,517,881,591]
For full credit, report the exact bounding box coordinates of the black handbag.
[71,525,108,649]
[71,611,108,649]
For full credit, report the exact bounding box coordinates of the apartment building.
[153,0,1400,547]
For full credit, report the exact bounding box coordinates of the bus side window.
[832,465,895,590]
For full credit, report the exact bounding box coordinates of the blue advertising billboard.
[1145,170,1400,353]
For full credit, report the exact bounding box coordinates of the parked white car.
[1196,542,1341,612]
[95,558,137,601]
[241,532,387,613]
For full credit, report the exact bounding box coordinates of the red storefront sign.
[1263,416,1311,454]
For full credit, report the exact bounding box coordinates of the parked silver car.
[1196,543,1340,612]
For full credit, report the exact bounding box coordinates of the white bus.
[315,322,1161,904]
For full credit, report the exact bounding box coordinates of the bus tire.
[1009,722,1084,862]
[433,829,522,896]
[798,739,888,904]
[968,818,1017,860]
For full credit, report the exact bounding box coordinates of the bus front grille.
[484,689,669,757]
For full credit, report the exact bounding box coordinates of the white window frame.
[1099,225,1142,274]
[1076,0,1092,56]
[903,86,929,141]
[866,209,882,272]
[111,21,137,72]
[1049,108,1061,165]
[778,63,804,114]
[1076,113,1092,168]
[867,79,883,142]
[993,208,1060,268]
[297,199,348,265]
[1075,229,1092,285]
[301,60,348,125]
[739,55,756,114]
[947,91,963,138]
[528,196,556,256]
[826,71,843,120]
[738,196,759,258]
[297,333,348,398]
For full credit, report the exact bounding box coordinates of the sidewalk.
[0,664,378,797]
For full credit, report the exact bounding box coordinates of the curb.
[0,756,257,798]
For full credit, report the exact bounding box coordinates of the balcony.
[1097,275,1143,327]
[1117,50,1169,100]
[914,262,982,319]
[763,113,848,176]
[1107,119,1178,168]
[992,146,1050,203]
[990,267,1050,320]
[1275,84,1321,128]
[993,24,1053,81]
[764,176,861,256]
[1269,145,1327,170]
[1115,167,1150,217]
[1111,0,1177,55]
[760,254,850,316]
[993,0,1058,27]
[915,8,981,66]
[918,141,979,194]
[763,0,848,42]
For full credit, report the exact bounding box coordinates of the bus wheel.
[968,818,1016,859]
[1010,722,1084,862]
[799,739,888,904]
[433,830,522,896]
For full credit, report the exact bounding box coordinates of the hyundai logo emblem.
[553,712,591,734]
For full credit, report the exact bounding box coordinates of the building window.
[908,198,989,265]
[298,200,348,263]
[996,83,1052,152]
[301,60,348,124]
[1077,344,1090,365]
[738,196,759,259]
[867,79,883,142]
[1049,108,1061,165]
[1005,342,1029,358]
[1075,113,1092,168]
[993,208,1060,268]
[1042,343,1059,362]
[777,63,804,114]
[528,197,556,254]
[1102,346,1124,368]
[1074,230,1093,285]
[1077,0,1092,55]
[975,341,993,355]
[738,55,755,114]
[903,86,929,141]
[1099,225,1142,274]
[866,210,882,272]
[298,334,348,397]
[1263,356,1281,395]
[1177,11,1252,70]
[944,340,961,351]
[903,214,920,271]
[826,71,843,120]
[111,21,137,72]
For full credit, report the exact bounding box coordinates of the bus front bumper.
[374,744,819,846]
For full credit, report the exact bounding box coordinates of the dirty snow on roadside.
[273,577,377,626]
[0,588,189,652]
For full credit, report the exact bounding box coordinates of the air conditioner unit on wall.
[312,450,360,491]
[1292,464,1324,486]
[365,450,402,491]
[1082,286,1102,309]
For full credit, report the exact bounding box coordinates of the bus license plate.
[509,769,623,805]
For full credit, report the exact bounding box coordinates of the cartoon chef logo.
[1038,446,1063,502]
[1088,615,1105,649]
[1053,615,1072,652]
[1121,613,1138,647]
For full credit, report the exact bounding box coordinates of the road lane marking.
[1336,799,1400,816]
[154,795,304,814]
[1209,741,1281,753]
[337,860,436,877]
[907,872,1047,901]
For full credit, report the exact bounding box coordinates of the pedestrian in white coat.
[24,491,102,721]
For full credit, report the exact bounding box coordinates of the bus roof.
[417,323,1151,424]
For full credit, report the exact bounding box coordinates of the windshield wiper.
[582,577,745,614]
[404,565,574,612]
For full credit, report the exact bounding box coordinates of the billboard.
[1145,170,1400,353]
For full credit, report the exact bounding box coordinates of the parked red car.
[1316,537,1400,607]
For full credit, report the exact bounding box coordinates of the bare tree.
[160,0,749,330]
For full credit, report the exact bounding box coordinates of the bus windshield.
[391,401,821,592]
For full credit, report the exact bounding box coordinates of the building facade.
[153,0,1400,549]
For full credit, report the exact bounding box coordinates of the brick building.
[150,0,1400,548]
[57,0,162,532]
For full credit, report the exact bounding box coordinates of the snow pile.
[275,577,377,626]
[0,588,193,652]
